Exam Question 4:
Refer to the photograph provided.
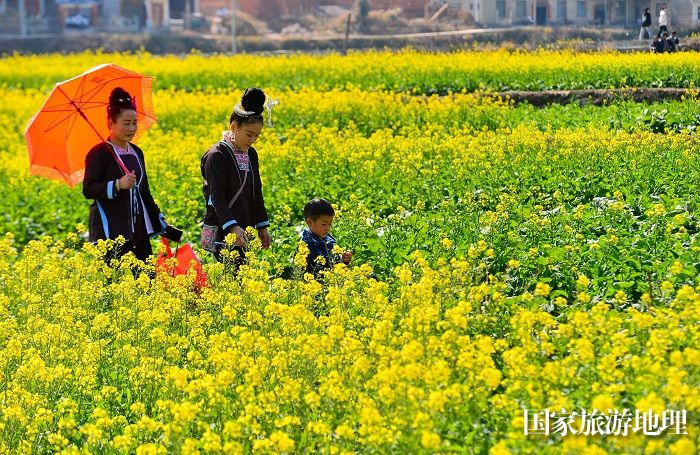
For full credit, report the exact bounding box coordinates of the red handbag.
[157,237,208,290]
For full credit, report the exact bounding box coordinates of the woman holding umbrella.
[82,87,166,260]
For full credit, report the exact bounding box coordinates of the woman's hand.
[230,225,247,248]
[258,228,271,249]
[342,250,353,264]
[118,170,137,190]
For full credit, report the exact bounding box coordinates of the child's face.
[307,215,334,238]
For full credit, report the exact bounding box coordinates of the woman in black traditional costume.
[200,88,271,264]
[83,87,166,260]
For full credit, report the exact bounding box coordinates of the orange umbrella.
[25,64,157,187]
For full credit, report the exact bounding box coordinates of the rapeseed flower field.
[0,51,697,453]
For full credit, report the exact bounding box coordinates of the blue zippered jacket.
[301,228,341,275]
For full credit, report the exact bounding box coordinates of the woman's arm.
[204,148,237,230]
[83,145,119,201]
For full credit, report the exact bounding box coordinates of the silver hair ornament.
[265,98,280,127]
[234,103,257,117]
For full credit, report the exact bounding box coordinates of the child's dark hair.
[304,198,335,220]
[230,88,265,126]
[107,87,136,122]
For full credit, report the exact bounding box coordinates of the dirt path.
[485,87,696,107]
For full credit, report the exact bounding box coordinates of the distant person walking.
[664,32,676,52]
[639,7,652,40]
[658,6,668,36]
[671,31,680,49]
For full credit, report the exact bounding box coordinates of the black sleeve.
[203,149,236,228]
[83,145,118,201]
[250,149,269,229]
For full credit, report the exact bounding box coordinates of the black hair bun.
[109,87,134,109]
[241,88,265,116]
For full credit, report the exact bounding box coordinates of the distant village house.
[1,0,698,35]
[466,1,699,28]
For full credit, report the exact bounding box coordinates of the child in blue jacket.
[300,198,352,276]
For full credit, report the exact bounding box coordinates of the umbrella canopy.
[25,64,156,187]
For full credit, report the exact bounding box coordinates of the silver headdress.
[233,103,257,117]
[265,98,280,127]
[234,98,281,127]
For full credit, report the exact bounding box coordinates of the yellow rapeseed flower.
[534,282,551,297]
